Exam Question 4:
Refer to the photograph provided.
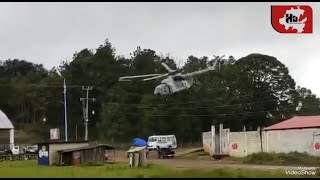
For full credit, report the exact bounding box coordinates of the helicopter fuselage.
[119,58,222,96]
[154,75,193,95]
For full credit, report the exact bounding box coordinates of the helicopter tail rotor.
[209,55,226,70]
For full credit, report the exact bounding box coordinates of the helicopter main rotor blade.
[184,60,220,77]
[143,73,169,81]
[119,73,162,81]
[119,79,132,82]
[161,62,175,73]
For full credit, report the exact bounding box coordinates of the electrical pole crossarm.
[80,86,94,142]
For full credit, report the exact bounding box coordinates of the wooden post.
[211,125,215,156]
[133,153,139,167]
[219,124,223,155]
[139,148,147,167]
[129,153,133,168]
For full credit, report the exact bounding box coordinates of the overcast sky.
[1,2,319,96]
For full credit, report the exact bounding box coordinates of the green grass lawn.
[0,160,318,178]
[225,152,320,167]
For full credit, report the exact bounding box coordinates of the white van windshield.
[148,137,157,142]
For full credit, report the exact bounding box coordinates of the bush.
[243,152,320,166]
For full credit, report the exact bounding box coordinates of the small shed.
[57,144,115,166]
[37,141,89,166]
[127,146,147,168]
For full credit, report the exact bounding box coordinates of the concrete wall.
[202,125,261,158]
[202,131,212,155]
[202,125,215,156]
[229,131,261,157]
[221,128,230,155]
[201,125,229,156]
[49,142,89,165]
[263,128,320,156]
[202,125,320,158]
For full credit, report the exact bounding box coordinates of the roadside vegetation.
[0,160,317,178]
[227,152,320,167]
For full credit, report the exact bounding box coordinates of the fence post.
[211,125,215,156]
[219,124,223,155]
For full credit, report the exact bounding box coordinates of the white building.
[263,115,320,156]
[0,109,14,149]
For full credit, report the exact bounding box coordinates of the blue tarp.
[132,138,147,147]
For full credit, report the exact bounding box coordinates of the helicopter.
[118,56,225,96]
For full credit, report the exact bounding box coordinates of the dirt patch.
[113,149,298,171]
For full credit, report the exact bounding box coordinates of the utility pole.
[80,86,95,141]
[63,78,68,142]
[75,125,78,141]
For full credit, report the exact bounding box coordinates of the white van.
[147,135,177,150]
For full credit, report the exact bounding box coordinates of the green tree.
[294,86,320,115]
[233,54,297,129]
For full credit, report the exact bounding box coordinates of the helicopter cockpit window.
[163,85,170,93]
[173,76,185,81]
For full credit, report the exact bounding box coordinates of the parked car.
[0,149,11,155]
[156,147,175,159]
[25,145,38,154]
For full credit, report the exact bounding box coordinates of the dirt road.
[112,150,299,171]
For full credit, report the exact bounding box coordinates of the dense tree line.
[0,39,319,144]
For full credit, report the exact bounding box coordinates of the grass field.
[0,160,318,178]
[226,152,320,167]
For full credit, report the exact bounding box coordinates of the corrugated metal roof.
[0,110,14,129]
[264,116,320,131]
[58,144,115,153]
[38,141,88,144]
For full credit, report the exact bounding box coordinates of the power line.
[107,100,278,110]
[127,109,279,117]
[124,105,320,117]
[104,89,293,107]
[143,102,320,111]
[0,84,91,88]
[0,82,300,108]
